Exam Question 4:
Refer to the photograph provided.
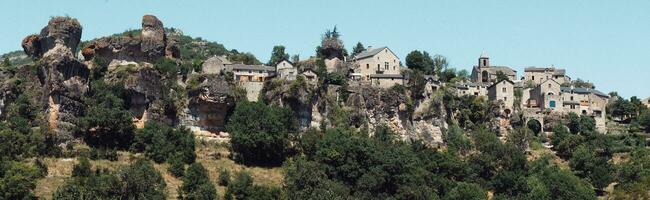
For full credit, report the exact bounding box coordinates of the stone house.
[224,64,276,82]
[276,59,297,80]
[201,55,231,74]
[643,97,650,108]
[470,53,517,83]
[455,82,489,97]
[351,46,405,87]
[522,67,571,86]
[488,79,515,113]
[525,79,562,110]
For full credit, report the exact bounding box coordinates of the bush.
[154,57,178,77]
[0,161,40,199]
[224,171,281,200]
[168,155,185,178]
[131,122,196,164]
[119,159,167,199]
[71,157,92,178]
[226,101,297,166]
[89,148,118,161]
[179,163,217,200]
[218,168,231,186]
[443,182,486,200]
[54,159,167,199]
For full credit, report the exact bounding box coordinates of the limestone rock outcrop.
[21,16,89,140]
[182,75,236,134]
[81,15,179,62]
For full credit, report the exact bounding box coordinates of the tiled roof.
[369,73,404,79]
[226,64,275,72]
[560,87,609,98]
[354,47,388,60]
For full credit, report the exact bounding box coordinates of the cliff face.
[182,75,236,136]
[21,17,89,139]
[262,81,447,147]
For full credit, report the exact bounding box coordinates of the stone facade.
[202,56,231,74]
[225,64,275,82]
[351,47,404,87]
[643,97,650,108]
[523,67,571,86]
[488,80,515,112]
[470,54,517,83]
[455,82,489,97]
[276,60,297,80]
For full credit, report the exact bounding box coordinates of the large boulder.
[140,15,167,60]
[22,16,82,58]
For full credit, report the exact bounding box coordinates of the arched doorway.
[527,119,542,136]
[482,71,489,82]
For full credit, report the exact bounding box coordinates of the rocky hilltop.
[3,15,447,147]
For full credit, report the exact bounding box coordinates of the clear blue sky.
[1,0,648,98]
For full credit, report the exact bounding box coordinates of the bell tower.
[478,52,489,68]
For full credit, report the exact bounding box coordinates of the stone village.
[202,46,610,135]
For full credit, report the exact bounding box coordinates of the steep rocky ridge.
[20,16,89,140]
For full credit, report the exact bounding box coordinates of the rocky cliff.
[21,16,89,140]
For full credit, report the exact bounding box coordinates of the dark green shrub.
[131,122,195,164]
[226,101,297,166]
[218,168,231,186]
[179,163,217,200]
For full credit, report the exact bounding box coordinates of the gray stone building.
[522,67,571,86]
[201,55,231,74]
[276,59,297,80]
[470,53,517,83]
[488,79,515,113]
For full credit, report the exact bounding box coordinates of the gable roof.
[488,79,514,89]
[354,47,397,60]
[226,64,275,72]
[560,87,609,98]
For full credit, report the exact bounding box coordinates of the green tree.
[316,26,347,59]
[119,159,167,199]
[1,57,11,68]
[405,50,434,74]
[432,54,449,75]
[218,168,231,186]
[78,80,135,149]
[267,45,289,66]
[442,182,486,200]
[130,122,196,164]
[168,155,185,178]
[179,163,217,200]
[351,42,366,57]
[496,71,509,82]
[569,145,613,189]
[226,101,297,166]
[71,157,92,178]
[225,171,281,200]
[0,161,40,200]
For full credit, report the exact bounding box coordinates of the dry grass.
[33,140,284,200]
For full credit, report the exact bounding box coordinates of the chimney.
[367,46,372,51]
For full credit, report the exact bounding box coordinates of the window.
[532,76,535,80]
[393,66,396,70]
[366,64,369,69]
[482,60,487,66]
[385,62,389,70]
[504,97,507,101]
[502,87,506,92]
[570,96,574,101]
[377,64,380,70]
[550,100,556,108]
[248,70,252,73]
[548,84,551,88]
